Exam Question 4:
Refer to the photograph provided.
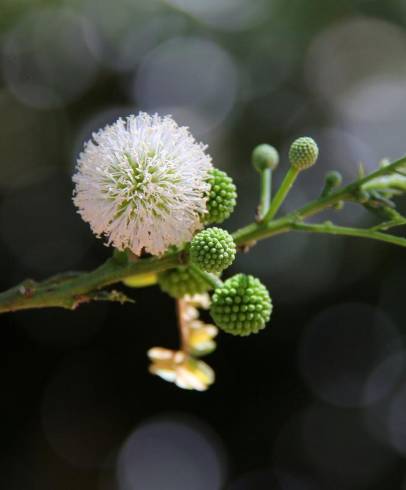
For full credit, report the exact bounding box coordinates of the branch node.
[19,281,35,298]
[179,250,189,265]
[238,241,257,253]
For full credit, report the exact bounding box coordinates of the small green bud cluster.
[289,137,319,170]
[190,227,236,273]
[158,265,212,298]
[252,144,279,171]
[204,168,237,225]
[210,274,272,336]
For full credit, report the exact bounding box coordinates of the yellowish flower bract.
[147,348,215,391]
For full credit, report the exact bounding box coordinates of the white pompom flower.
[73,113,213,256]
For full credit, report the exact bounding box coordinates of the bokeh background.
[2,0,406,488]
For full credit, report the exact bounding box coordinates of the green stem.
[289,154,406,222]
[369,218,406,231]
[233,154,406,245]
[189,264,223,290]
[263,167,299,222]
[291,221,406,248]
[258,168,272,221]
[1,154,406,313]
[0,251,182,313]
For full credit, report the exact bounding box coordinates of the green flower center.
[103,152,180,220]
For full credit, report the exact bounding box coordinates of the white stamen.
[73,113,212,255]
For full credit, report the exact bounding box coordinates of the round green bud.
[321,170,343,198]
[289,137,319,170]
[325,170,342,188]
[210,274,272,336]
[190,227,236,273]
[203,168,237,225]
[158,265,212,298]
[252,144,279,171]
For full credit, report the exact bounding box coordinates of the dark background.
[1,0,406,488]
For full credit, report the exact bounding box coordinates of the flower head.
[190,227,236,273]
[157,265,214,298]
[288,136,319,170]
[252,144,279,171]
[203,168,237,225]
[210,273,272,336]
[73,113,213,256]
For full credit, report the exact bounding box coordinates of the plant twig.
[0,251,182,313]
[369,217,406,231]
[1,154,406,313]
[290,221,406,248]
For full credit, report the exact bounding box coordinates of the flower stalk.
[177,298,190,352]
[263,166,299,222]
[258,167,272,220]
[291,221,406,247]
[188,264,223,290]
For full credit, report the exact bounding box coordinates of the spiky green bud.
[289,137,319,170]
[210,274,272,336]
[190,227,236,273]
[203,168,237,225]
[158,265,212,298]
[252,144,279,171]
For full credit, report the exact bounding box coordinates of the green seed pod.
[210,274,272,336]
[190,227,236,273]
[204,168,237,225]
[289,137,319,170]
[158,265,212,298]
[252,144,279,171]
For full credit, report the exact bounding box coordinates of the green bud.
[190,227,236,273]
[326,170,342,188]
[289,137,319,170]
[158,265,212,299]
[321,170,343,197]
[203,168,237,225]
[210,274,272,336]
[252,144,279,171]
